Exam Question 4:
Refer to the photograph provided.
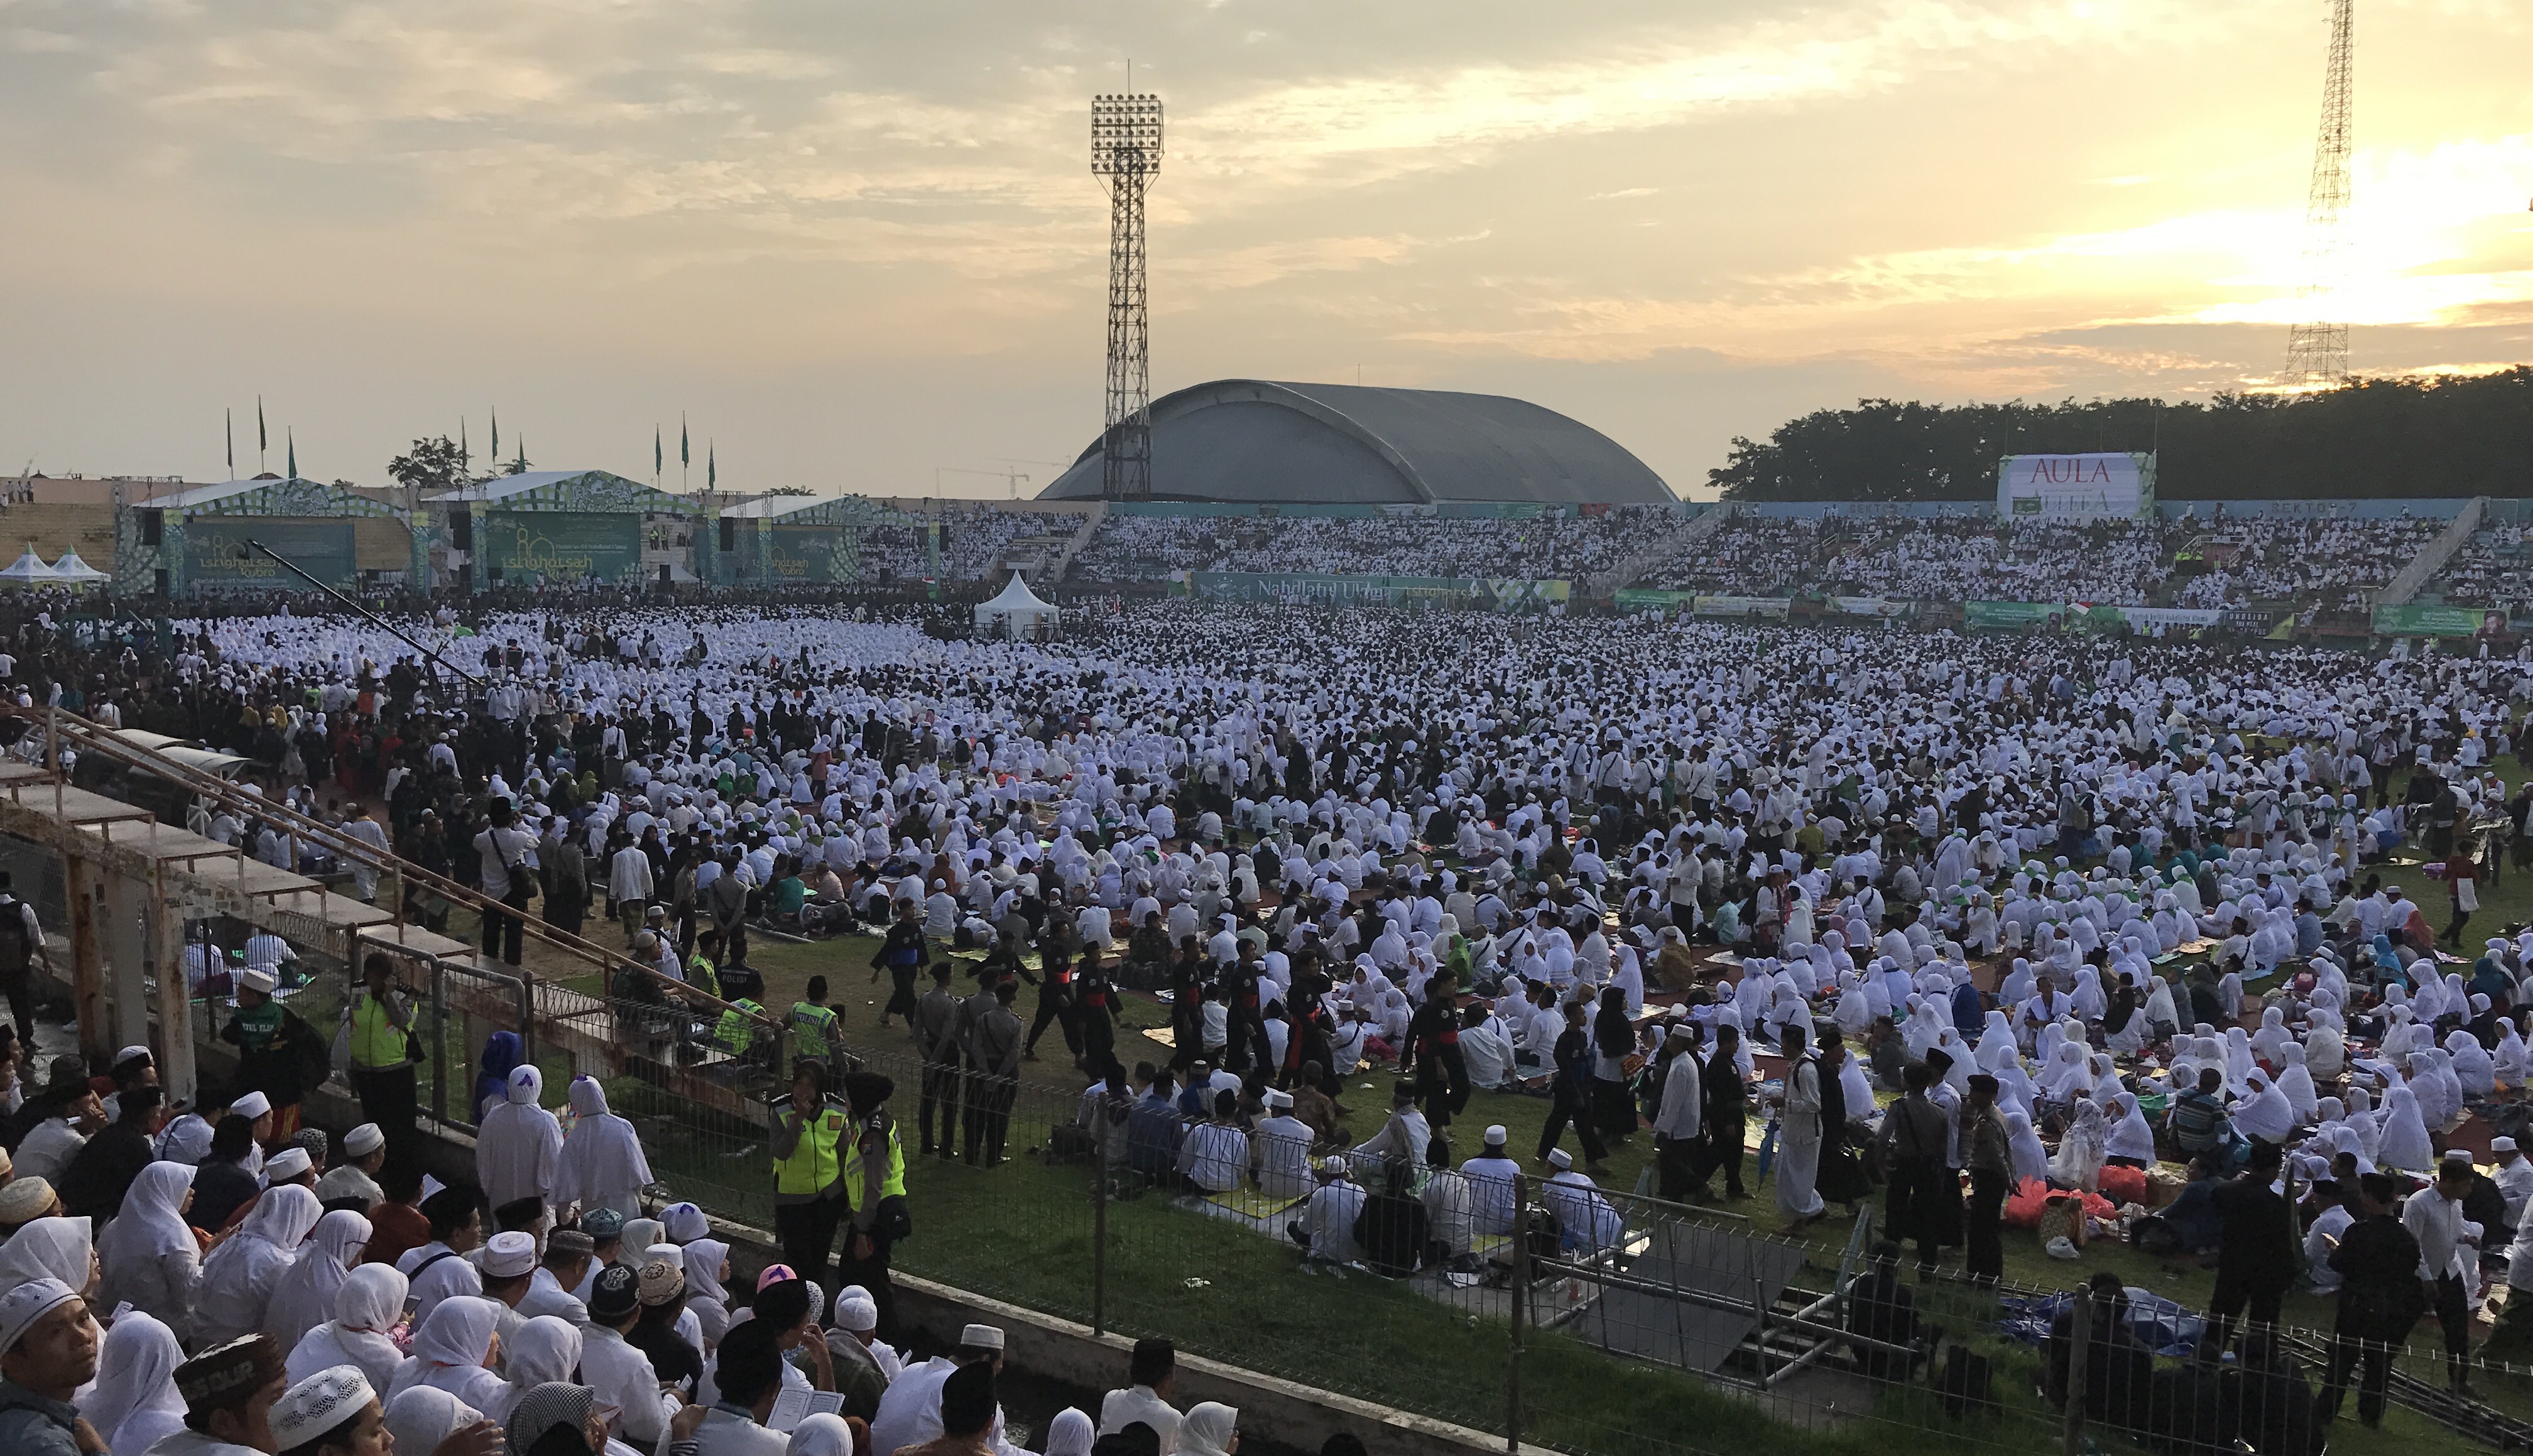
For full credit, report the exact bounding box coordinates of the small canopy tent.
[974,572,1060,639]
[46,550,108,586]
[0,547,56,584]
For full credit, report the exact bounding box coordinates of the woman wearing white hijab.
[387,1295,509,1413]
[2498,1019,2530,1089]
[2306,1014,2347,1083]
[2105,1092,2158,1168]
[96,1163,201,1343]
[0,1214,97,1296]
[2005,1110,2051,1186]
[787,1415,856,1456]
[2223,1027,2257,1095]
[476,1065,564,1215]
[2248,1004,2292,1065]
[2051,1100,2109,1192]
[489,1315,584,1424]
[1180,1403,1240,1456]
[2275,1044,2320,1122]
[552,1078,653,1220]
[2447,1030,2496,1098]
[87,1308,186,1456]
[195,1184,324,1344]
[286,1263,410,1394]
[2375,1085,2434,1172]
[265,1209,372,1349]
[1038,1409,1094,1456]
[382,1387,484,1456]
[2233,1072,2297,1146]
[683,1237,736,1349]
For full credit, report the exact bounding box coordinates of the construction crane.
[934,465,1032,499]
[2283,0,2355,389]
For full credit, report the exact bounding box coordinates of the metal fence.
[167,948,2533,1455]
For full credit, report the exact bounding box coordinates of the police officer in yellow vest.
[714,997,768,1065]
[790,975,842,1067]
[346,952,419,1170]
[839,1068,908,1339]
[770,1058,849,1281]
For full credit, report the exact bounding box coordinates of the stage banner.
[184,519,356,593]
[481,511,642,584]
[768,524,856,583]
[1829,595,1912,617]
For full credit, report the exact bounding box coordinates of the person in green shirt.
[771,867,810,924]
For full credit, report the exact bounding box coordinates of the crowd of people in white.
[1064,507,1704,585]
[11,587,2533,1456]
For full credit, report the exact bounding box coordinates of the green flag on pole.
[680,418,690,468]
[655,427,663,480]
[491,408,499,462]
[708,442,716,491]
[257,397,267,470]
[226,408,234,477]
[286,430,297,481]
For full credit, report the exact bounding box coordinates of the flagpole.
[226,408,234,479]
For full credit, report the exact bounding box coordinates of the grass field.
[433,751,2533,1455]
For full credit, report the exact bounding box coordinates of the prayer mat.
[1205,1187,1307,1220]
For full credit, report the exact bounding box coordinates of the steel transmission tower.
[2283,0,2355,389]
[1092,92,1163,500]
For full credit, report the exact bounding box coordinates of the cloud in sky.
[1,0,2527,496]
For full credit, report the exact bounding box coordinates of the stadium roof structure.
[1038,379,1674,506]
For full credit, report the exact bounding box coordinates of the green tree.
[387,435,473,496]
[1709,368,2533,501]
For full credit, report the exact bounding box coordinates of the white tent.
[46,550,107,585]
[0,546,55,584]
[974,572,1060,639]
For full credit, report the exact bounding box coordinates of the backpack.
[0,903,29,975]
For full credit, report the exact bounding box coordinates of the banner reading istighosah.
[1997,452,2154,521]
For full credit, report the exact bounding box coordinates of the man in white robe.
[1773,1024,1826,1232]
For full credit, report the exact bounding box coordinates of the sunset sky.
[3,0,2528,498]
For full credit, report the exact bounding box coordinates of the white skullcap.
[265,1147,313,1182]
[959,1323,1006,1350]
[270,1366,375,1449]
[0,1277,79,1355]
[232,1090,273,1121]
[1546,1148,1574,1170]
[343,1123,385,1156]
[660,1202,709,1243]
[836,1293,879,1332]
[241,969,279,996]
[112,1045,153,1068]
[1483,1125,1507,1144]
[482,1231,538,1278]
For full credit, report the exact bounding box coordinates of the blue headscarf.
[474,1031,524,1122]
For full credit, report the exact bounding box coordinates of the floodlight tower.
[2283,0,2355,389]
[1092,91,1163,501]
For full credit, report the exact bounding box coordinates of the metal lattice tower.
[1092,92,1162,501]
[2284,0,2355,389]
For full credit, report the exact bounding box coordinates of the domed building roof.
[1039,379,1672,506]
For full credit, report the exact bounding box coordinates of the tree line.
[1708,367,2533,501]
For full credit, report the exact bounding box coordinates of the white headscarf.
[2005,1109,2050,1185]
[266,1209,372,1349]
[552,1078,652,1219]
[788,1415,857,1456]
[2377,1086,2434,1171]
[0,1215,94,1294]
[86,1309,187,1456]
[98,1163,197,1264]
[490,1316,584,1424]
[388,1295,509,1413]
[1180,1403,1239,1456]
[1041,1410,1095,1456]
[196,1184,324,1344]
[383,1388,483,1456]
[287,1263,410,1395]
[2050,1100,2108,1191]
[476,1065,564,1213]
